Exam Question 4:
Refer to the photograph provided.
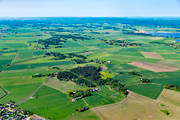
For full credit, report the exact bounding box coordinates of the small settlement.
[70,88,99,102]
[0,101,32,120]
[0,101,44,120]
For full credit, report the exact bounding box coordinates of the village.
[0,101,32,120]
[0,101,45,120]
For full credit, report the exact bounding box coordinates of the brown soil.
[141,52,163,59]
[129,61,179,72]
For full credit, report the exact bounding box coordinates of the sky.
[0,0,180,17]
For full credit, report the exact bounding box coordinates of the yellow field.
[158,89,180,120]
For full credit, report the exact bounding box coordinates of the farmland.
[0,17,180,120]
[92,89,180,120]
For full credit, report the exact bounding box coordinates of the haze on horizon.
[0,0,180,17]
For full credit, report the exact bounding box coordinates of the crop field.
[0,18,180,120]
[5,61,73,71]
[63,41,84,48]
[20,86,86,120]
[45,77,88,93]
[1,83,41,103]
[129,61,179,72]
[127,84,163,99]
[64,110,100,120]
[92,90,180,120]
[158,89,180,119]
[141,52,164,59]
[84,86,125,108]
[18,49,34,59]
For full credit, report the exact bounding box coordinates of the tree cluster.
[57,71,77,81]
[103,39,142,47]
[128,71,142,77]
[57,66,128,95]
[68,53,87,59]
[75,107,89,112]
[72,59,88,64]
[165,84,180,91]
[45,52,88,61]
[140,78,151,83]
[37,35,66,48]
[69,90,92,98]
[46,52,66,60]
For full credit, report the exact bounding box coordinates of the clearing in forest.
[129,61,179,72]
[141,52,164,59]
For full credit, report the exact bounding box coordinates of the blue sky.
[0,0,180,17]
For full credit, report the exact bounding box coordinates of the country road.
[17,77,49,105]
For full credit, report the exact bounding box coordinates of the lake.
[149,32,180,38]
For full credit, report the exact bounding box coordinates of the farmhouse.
[106,61,111,64]
[90,88,99,92]
[72,96,82,102]
[70,88,99,102]
[32,73,43,78]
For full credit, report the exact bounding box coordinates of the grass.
[63,41,84,48]
[0,67,50,86]
[160,110,170,115]
[64,110,100,120]
[45,77,88,93]
[33,50,47,56]
[152,71,180,86]
[0,65,3,72]
[45,78,125,107]
[20,86,86,120]
[84,86,125,107]
[1,20,180,120]
[127,84,163,99]
[20,85,124,120]
[0,83,41,103]
[0,86,7,99]
[5,61,73,71]
[18,49,34,59]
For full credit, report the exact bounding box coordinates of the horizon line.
[0,16,180,18]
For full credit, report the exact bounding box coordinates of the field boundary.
[0,86,8,99]
[91,91,133,120]
[91,108,106,120]
[17,77,49,105]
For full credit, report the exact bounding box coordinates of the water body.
[176,39,180,42]
[149,32,180,42]
[149,32,180,38]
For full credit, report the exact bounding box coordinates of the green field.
[20,86,86,120]
[127,84,163,99]
[0,86,7,99]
